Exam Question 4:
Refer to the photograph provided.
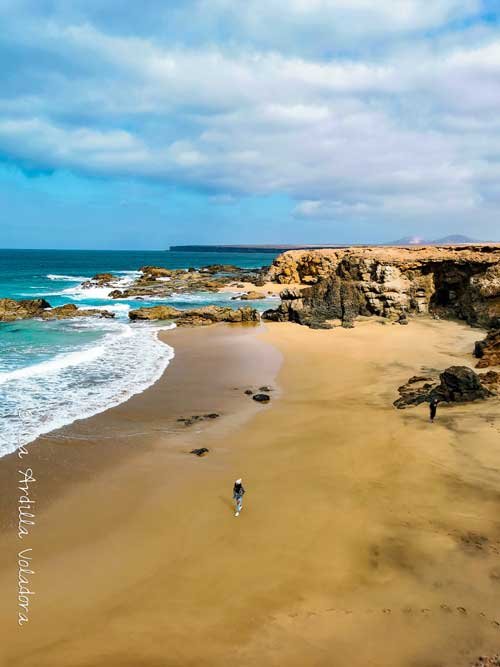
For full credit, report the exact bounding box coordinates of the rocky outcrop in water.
[40,304,115,320]
[104,264,269,300]
[0,298,51,321]
[232,290,266,301]
[474,329,500,368]
[0,298,114,321]
[129,304,259,326]
[264,246,500,328]
[81,273,118,288]
[394,365,497,408]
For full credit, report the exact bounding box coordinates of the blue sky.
[1,1,499,249]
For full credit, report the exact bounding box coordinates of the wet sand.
[1,318,499,667]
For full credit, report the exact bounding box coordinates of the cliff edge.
[264,245,500,329]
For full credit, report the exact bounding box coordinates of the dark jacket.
[233,482,245,497]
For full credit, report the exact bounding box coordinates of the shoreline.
[0,322,282,531]
[1,317,499,666]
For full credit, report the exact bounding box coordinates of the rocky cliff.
[264,246,500,329]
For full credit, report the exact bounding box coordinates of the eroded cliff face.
[264,246,500,329]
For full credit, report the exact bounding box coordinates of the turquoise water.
[0,249,278,456]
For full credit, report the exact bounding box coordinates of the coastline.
[1,317,499,666]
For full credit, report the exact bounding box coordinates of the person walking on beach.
[429,397,439,423]
[233,478,245,517]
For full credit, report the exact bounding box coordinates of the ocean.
[0,249,278,457]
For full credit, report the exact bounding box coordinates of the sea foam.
[47,274,91,282]
[0,320,175,457]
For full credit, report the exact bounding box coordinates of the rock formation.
[232,290,266,301]
[128,304,259,326]
[252,393,271,403]
[81,273,118,288]
[0,298,115,322]
[474,329,500,368]
[264,246,500,328]
[394,365,497,409]
[98,264,269,300]
[0,298,51,321]
[40,304,115,320]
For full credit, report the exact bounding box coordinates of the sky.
[1,0,500,249]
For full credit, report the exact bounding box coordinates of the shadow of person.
[219,496,234,513]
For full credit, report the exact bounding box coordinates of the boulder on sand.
[394,365,492,408]
[252,393,271,403]
[190,448,209,457]
[438,366,491,402]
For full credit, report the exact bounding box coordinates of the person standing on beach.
[233,478,245,517]
[429,398,439,422]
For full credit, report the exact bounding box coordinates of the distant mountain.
[431,234,481,244]
[385,234,481,246]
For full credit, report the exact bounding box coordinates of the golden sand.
[1,319,499,666]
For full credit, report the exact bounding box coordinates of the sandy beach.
[1,318,499,666]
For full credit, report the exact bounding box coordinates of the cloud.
[0,1,499,234]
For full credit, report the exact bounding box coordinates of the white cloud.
[0,3,499,232]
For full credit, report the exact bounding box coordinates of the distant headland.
[169,244,353,253]
[169,235,490,253]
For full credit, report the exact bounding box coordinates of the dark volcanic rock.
[252,393,271,403]
[180,413,220,427]
[394,365,492,408]
[438,366,491,402]
[190,448,209,457]
[263,277,363,328]
[394,376,438,409]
